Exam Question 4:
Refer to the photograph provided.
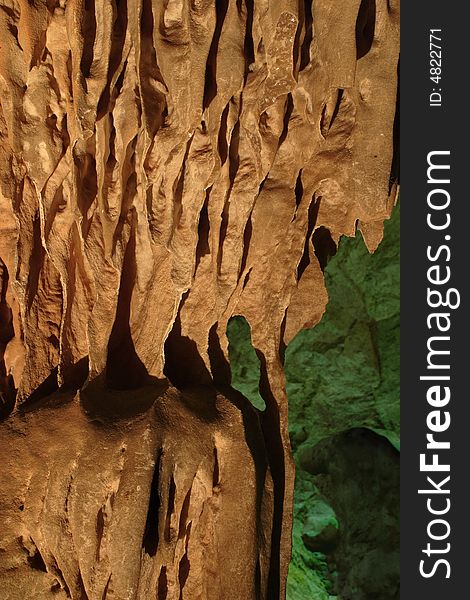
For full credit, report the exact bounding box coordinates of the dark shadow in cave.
[300,428,399,600]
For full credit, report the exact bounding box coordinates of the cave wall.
[0,1,399,599]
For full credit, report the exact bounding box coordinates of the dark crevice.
[165,475,176,542]
[257,172,269,197]
[203,0,229,109]
[279,308,288,362]
[0,259,16,420]
[194,189,211,275]
[46,184,66,240]
[26,214,45,311]
[320,89,344,138]
[44,62,64,118]
[0,4,17,20]
[58,113,71,157]
[320,103,328,138]
[114,59,127,97]
[97,0,128,119]
[96,507,105,560]
[217,102,230,165]
[259,110,268,135]
[27,547,47,572]
[61,356,89,392]
[66,51,73,99]
[103,114,117,208]
[178,552,190,596]
[300,0,313,71]
[217,120,240,273]
[31,27,47,69]
[212,446,220,489]
[178,485,192,539]
[64,474,74,525]
[296,195,320,281]
[356,0,376,59]
[242,268,252,289]
[158,566,168,600]
[102,574,112,600]
[140,0,168,136]
[7,23,22,51]
[255,558,262,600]
[48,334,60,351]
[80,0,97,78]
[228,120,240,185]
[46,113,58,132]
[239,213,253,279]
[312,226,337,272]
[46,0,58,13]
[243,0,255,79]
[145,184,154,235]
[207,322,231,386]
[278,93,294,148]
[77,570,90,600]
[143,450,162,556]
[330,89,344,131]
[294,170,303,209]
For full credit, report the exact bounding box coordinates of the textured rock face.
[0,1,399,599]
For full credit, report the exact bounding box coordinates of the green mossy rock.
[286,204,400,453]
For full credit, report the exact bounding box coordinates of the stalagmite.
[0,1,399,598]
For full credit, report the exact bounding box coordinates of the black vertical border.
[401,3,468,597]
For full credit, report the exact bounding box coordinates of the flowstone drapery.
[0,1,399,598]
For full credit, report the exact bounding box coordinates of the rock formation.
[0,1,399,599]
[228,205,400,599]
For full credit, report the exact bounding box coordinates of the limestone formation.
[0,1,399,598]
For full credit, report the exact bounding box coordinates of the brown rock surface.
[0,1,399,598]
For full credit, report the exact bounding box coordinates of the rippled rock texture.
[0,1,399,598]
